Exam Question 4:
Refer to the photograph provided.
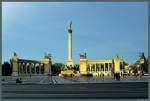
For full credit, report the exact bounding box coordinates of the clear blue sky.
[2,2,148,64]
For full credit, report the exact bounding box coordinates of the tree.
[51,63,65,75]
[2,62,12,76]
[73,64,79,71]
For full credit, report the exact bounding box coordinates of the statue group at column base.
[67,60,73,67]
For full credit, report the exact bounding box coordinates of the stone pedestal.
[79,58,87,75]
[44,64,51,75]
[114,55,121,74]
[12,62,18,76]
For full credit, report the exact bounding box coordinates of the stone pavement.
[1,75,148,84]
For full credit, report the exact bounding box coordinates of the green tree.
[51,63,65,75]
[2,62,12,76]
[73,64,79,71]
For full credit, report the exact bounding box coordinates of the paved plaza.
[1,75,148,84]
[2,82,148,99]
[1,76,148,99]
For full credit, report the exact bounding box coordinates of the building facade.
[11,52,51,76]
[79,54,121,77]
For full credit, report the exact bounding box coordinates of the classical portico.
[11,53,51,76]
[79,54,121,77]
[86,60,113,76]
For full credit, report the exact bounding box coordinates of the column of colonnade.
[17,61,46,75]
[29,63,32,74]
[25,63,28,74]
[20,63,22,74]
[34,63,36,74]
[87,63,112,76]
[89,64,91,72]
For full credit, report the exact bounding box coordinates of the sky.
[2,2,148,64]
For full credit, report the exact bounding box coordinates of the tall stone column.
[67,21,73,66]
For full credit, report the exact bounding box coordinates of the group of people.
[16,78,22,83]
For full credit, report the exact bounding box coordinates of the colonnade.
[17,62,45,75]
[12,58,51,76]
[87,63,112,73]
